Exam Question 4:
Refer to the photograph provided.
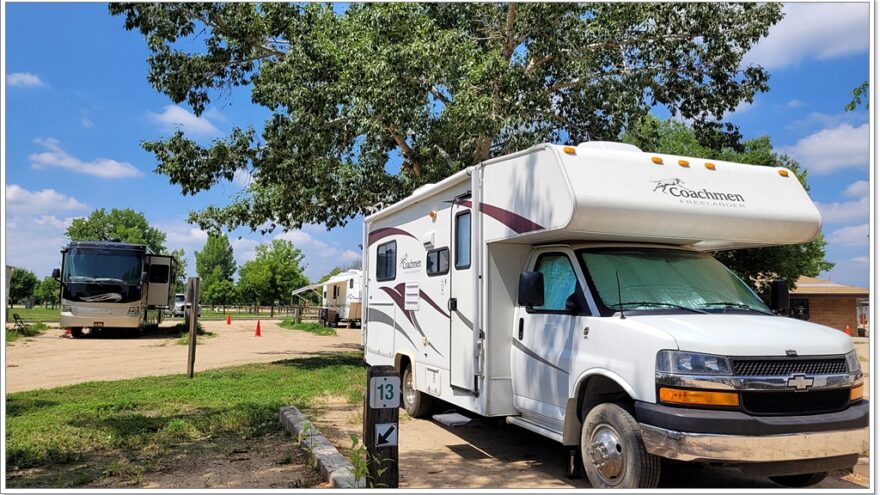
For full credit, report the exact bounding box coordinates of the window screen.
[426,247,449,276]
[532,254,577,312]
[455,212,471,269]
[376,241,397,281]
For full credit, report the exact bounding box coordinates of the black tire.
[70,327,84,338]
[769,472,828,487]
[581,403,661,489]
[401,362,433,418]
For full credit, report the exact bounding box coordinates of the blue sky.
[4,2,871,287]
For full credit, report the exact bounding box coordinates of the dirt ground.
[4,320,362,393]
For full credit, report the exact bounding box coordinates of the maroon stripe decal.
[420,290,450,319]
[368,227,416,246]
[458,200,544,234]
[379,285,413,324]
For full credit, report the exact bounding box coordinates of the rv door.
[145,254,174,307]
[450,202,476,393]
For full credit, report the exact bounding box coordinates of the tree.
[622,116,833,298]
[9,268,39,305]
[845,81,869,111]
[170,248,188,293]
[202,278,237,312]
[111,3,782,233]
[195,234,237,286]
[66,208,167,253]
[35,276,61,308]
[237,239,309,316]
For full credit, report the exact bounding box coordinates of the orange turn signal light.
[563,146,577,155]
[778,169,790,177]
[658,387,740,407]
[429,210,437,220]
[705,162,716,170]
[678,159,689,167]
[851,383,864,401]
[651,156,663,165]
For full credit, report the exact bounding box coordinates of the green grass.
[6,353,367,477]
[278,320,337,336]
[6,322,48,344]
[6,306,61,323]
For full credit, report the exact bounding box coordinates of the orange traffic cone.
[226,314,231,325]
[255,320,262,337]
[844,325,852,336]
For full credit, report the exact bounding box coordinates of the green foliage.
[195,234,237,285]
[6,354,365,480]
[65,208,167,253]
[34,276,61,307]
[845,81,869,111]
[9,268,39,304]
[279,321,337,336]
[111,2,782,231]
[623,116,833,298]
[202,278,238,308]
[168,248,188,293]
[237,239,309,307]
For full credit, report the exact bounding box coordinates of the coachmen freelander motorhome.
[53,240,175,338]
[362,142,868,488]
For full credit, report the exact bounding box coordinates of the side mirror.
[770,280,790,313]
[141,271,149,283]
[51,268,61,280]
[518,271,544,307]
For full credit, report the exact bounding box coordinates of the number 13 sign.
[369,376,400,409]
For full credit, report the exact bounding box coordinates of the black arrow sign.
[377,425,396,446]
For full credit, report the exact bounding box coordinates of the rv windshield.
[578,248,771,315]
[63,248,144,285]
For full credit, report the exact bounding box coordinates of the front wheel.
[580,403,661,489]
[401,363,433,418]
[769,472,828,487]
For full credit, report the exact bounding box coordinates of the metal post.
[363,365,399,488]
[186,277,200,378]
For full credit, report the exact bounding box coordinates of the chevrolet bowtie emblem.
[786,374,814,391]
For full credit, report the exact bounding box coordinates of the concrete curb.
[279,406,365,488]
[853,456,869,480]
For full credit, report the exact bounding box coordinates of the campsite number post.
[185,277,200,378]
[364,366,399,487]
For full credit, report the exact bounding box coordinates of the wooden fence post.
[185,277,200,379]
[363,365,399,488]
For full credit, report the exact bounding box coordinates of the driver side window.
[532,253,577,312]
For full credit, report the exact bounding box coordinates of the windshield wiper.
[94,277,126,284]
[68,276,96,282]
[699,302,773,315]
[618,301,707,314]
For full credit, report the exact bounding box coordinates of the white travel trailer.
[291,269,363,327]
[54,241,175,337]
[362,142,867,488]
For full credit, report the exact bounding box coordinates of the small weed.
[279,320,337,336]
[278,451,294,465]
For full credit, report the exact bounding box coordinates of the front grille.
[732,358,846,376]
[741,389,851,415]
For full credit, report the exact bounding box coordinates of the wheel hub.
[404,370,416,406]
[588,425,625,483]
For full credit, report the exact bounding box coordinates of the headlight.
[656,350,732,375]
[845,350,861,373]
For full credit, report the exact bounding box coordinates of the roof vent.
[578,141,642,153]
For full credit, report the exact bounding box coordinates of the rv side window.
[455,211,471,269]
[531,254,577,312]
[376,241,397,281]
[148,264,170,284]
[349,279,354,289]
[426,247,449,276]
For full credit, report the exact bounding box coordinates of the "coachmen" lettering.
[667,186,745,202]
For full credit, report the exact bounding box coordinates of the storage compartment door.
[145,255,174,307]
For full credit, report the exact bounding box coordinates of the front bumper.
[636,400,869,462]
[60,313,142,329]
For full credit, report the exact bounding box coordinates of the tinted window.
[533,254,577,312]
[455,212,471,269]
[149,264,170,284]
[376,241,397,281]
[349,279,354,289]
[426,247,449,276]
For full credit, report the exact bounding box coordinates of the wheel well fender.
[562,369,638,446]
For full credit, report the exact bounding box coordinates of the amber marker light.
[705,162,716,170]
[678,159,689,167]
[658,387,739,407]
[651,156,663,164]
[563,146,577,155]
[429,210,437,220]
[851,383,864,401]
[778,169,790,177]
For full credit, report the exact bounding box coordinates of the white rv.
[54,241,175,337]
[362,142,867,488]
[291,269,363,327]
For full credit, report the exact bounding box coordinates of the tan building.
[790,276,870,336]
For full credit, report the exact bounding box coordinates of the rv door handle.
[448,298,457,312]
[518,318,524,340]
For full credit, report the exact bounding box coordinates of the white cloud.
[6,184,89,214]
[826,223,869,246]
[165,226,209,246]
[723,100,755,120]
[744,3,869,69]
[340,249,360,262]
[81,116,94,128]
[851,256,868,264]
[29,138,143,179]
[274,229,329,250]
[7,72,46,87]
[231,237,259,265]
[147,105,222,137]
[844,180,869,198]
[784,111,866,132]
[233,169,253,188]
[777,123,868,174]
[4,214,80,278]
[785,99,806,109]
